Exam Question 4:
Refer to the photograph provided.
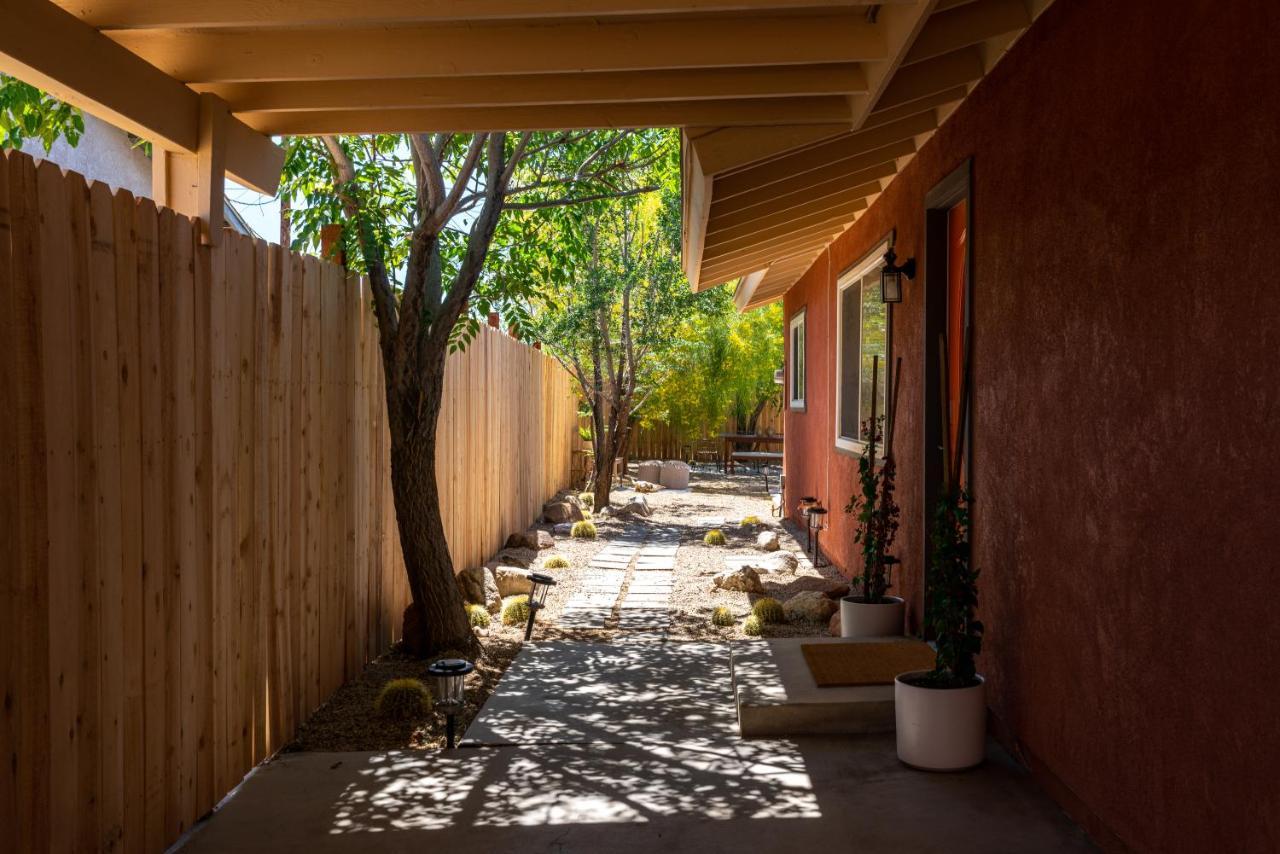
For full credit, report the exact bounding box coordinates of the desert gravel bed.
[512,465,850,641]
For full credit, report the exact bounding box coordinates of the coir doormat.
[800,641,936,687]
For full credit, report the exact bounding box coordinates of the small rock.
[489,550,530,569]
[633,480,660,494]
[783,590,838,623]
[534,530,554,549]
[552,522,574,537]
[541,499,584,524]
[604,495,652,520]
[455,565,486,606]
[756,531,780,552]
[761,551,798,575]
[828,610,842,637]
[493,566,532,598]
[713,565,764,594]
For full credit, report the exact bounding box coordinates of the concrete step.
[730,636,920,738]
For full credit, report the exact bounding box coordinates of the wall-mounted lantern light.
[426,657,475,748]
[880,248,915,303]
[525,571,558,641]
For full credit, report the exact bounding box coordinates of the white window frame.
[788,308,806,410]
[835,239,891,454]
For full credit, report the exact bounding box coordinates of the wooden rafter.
[106,15,889,82]
[194,64,869,113]
[237,97,855,135]
[55,0,907,28]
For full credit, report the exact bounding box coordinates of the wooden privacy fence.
[628,405,784,462]
[0,149,579,853]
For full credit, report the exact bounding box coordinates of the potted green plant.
[841,358,904,637]
[895,333,985,771]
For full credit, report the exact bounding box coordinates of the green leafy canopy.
[0,73,84,153]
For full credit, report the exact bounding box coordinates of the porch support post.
[153,93,228,246]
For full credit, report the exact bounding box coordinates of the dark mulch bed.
[283,627,523,752]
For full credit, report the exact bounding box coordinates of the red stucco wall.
[781,1,1280,850]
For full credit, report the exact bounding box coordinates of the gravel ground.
[285,463,850,753]
[527,464,851,641]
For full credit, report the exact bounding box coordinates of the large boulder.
[490,550,530,569]
[823,582,851,600]
[455,565,486,606]
[552,522,574,537]
[601,495,652,520]
[755,530,780,552]
[541,499,584,524]
[493,566,533,598]
[783,590,838,623]
[658,460,691,489]
[828,610,842,637]
[713,565,764,594]
[505,529,554,550]
[482,568,502,613]
[635,460,663,482]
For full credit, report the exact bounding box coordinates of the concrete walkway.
[179,641,1095,853]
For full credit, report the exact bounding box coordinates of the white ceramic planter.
[894,671,986,771]
[840,595,905,638]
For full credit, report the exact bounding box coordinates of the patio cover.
[1,0,1046,281]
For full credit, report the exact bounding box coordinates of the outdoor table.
[719,433,783,472]
[730,450,784,491]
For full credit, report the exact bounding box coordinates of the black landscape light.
[797,496,818,548]
[880,247,915,303]
[807,506,829,568]
[525,571,558,641]
[427,658,475,749]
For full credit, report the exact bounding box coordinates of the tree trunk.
[593,429,617,509]
[386,372,474,658]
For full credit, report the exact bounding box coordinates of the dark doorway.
[921,160,972,633]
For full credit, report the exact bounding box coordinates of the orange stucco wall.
[781,1,1280,850]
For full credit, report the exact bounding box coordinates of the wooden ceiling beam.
[688,123,851,176]
[702,247,824,287]
[877,46,985,110]
[708,177,884,234]
[704,207,864,258]
[196,64,870,113]
[721,108,933,186]
[703,229,843,275]
[711,158,897,217]
[57,0,906,28]
[862,84,968,127]
[715,130,917,199]
[845,0,940,130]
[0,0,282,194]
[904,0,1030,65]
[237,96,854,135]
[684,138,714,291]
[107,14,888,82]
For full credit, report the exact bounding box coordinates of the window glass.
[789,310,806,408]
[859,274,888,429]
[836,249,890,451]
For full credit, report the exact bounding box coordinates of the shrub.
[752,597,786,624]
[571,520,597,539]
[704,529,726,546]
[743,615,763,637]
[740,515,762,527]
[501,594,531,626]
[375,678,432,721]
[466,604,491,628]
[544,555,570,569]
[578,492,594,508]
[711,606,735,627]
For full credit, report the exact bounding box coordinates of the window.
[788,309,806,410]
[836,241,890,452]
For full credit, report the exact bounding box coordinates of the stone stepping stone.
[627,579,674,591]
[635,561,675,571]
[639,545,678,556]
[565,593,619,606]
[620,596,670,609]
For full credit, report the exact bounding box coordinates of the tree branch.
[505,185,658,211]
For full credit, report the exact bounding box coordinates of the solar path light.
[524,571,558,641]
[427,658,474,749]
